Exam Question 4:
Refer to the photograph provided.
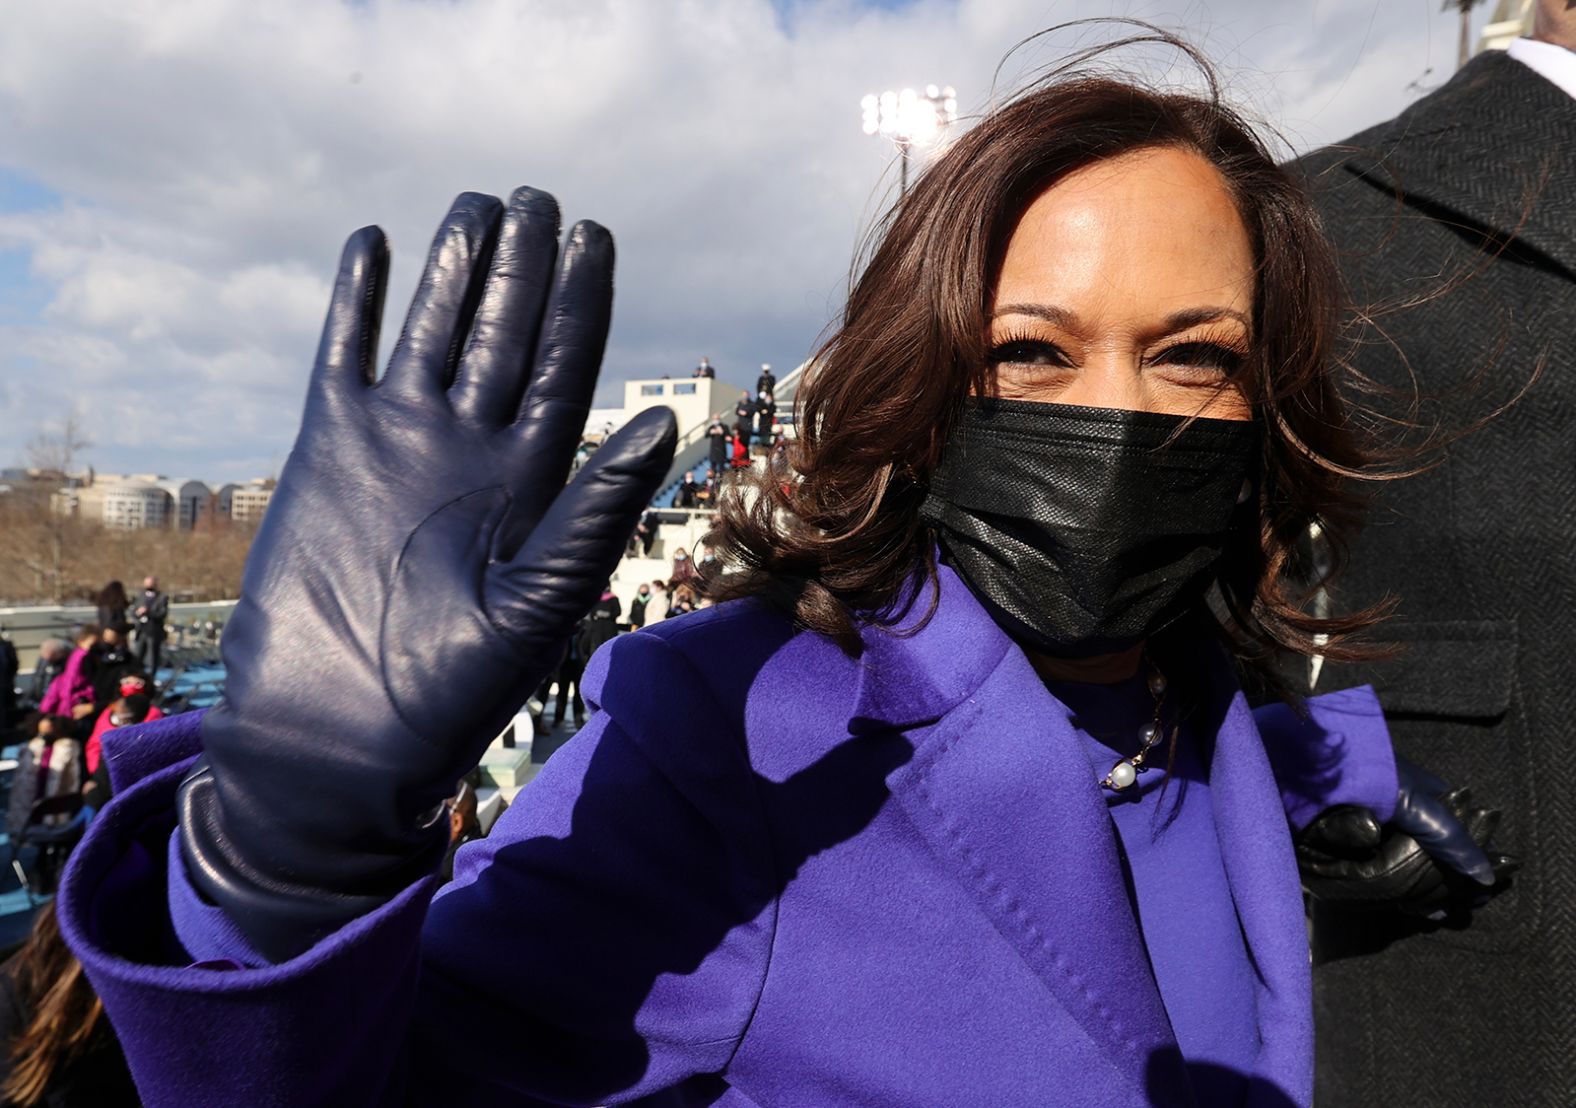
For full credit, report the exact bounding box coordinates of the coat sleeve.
[1253,685,1398,830]
[58,631,776,1107]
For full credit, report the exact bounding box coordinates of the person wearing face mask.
[694,544,723,596]
[38,628,100,725]
[628,583,653,630]
[705,415,729,481]
[129,577,169,679]
[753,389,776,450]
[89,625,143,713]
[733,390,757,455]
[58,50,1504,1108]
[668,545,697,591]
[85,683,163,780]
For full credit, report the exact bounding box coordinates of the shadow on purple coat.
[56,564,1394,1107]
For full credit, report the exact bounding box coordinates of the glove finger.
[1395,754,1450,798]
[490,405,677,644]
[1462,805,1500,845]
[508,220,615,525]
[1298,805,1382,857]
[310,225,389,399]
[382,192,504,399]
[1397,791,1496,885]
[450,187,562,425]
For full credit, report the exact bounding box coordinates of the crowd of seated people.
[6,625,162,868]
[0,582,177,1105]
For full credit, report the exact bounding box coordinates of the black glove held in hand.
[1298,757,1519,919]
[178,188,677,961]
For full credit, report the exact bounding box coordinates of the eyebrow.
[993,303,1252,334]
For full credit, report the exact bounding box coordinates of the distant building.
[582,407,628,442]
[228,480,276,524]
[155,479,212,530]
[622,375,742,440]
[47,472,220,530]
[101,481,172,530]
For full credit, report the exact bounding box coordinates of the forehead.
[994,146,1255,325]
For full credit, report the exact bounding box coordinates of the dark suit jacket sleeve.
[58,632,775,1106]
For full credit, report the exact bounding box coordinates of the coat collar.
[1333,49,1576,276]
[863,563,1312,1105]
[849,560,1012,732]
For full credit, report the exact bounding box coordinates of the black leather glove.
[178,188,677,961]
[1298,757,1519,918]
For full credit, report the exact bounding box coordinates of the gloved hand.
[1297,756,1520,918]
[178,188,677,961]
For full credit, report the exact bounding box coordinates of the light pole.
[861,84,957,197]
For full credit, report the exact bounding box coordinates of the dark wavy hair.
[712,35,1389,690]
[0,903,120,1106]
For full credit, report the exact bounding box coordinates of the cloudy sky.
[0,0,1493,482]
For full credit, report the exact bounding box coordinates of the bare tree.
[6,414,96,601]
[24,411,94,478]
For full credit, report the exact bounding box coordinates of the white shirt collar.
[1507,37,1576,102]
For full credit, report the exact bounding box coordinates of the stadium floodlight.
[860,83,958,196]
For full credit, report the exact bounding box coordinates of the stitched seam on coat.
[910,653,1148,1072]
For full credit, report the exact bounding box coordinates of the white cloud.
[0,0,1482,481]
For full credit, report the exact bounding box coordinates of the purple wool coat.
[58,564,1395,1107]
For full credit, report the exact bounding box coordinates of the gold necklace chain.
[1099,663,1168,792]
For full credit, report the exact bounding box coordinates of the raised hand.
[178,188,676,961]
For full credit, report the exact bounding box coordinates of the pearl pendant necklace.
[1099,664,1169,793]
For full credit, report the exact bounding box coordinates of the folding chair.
[8,793,86,903]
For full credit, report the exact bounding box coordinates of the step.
[476,743,538,789]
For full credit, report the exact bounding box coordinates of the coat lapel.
[855,564,1187,1102]
[1202,669,1315,1107]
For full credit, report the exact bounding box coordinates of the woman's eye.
[987,339,1065,367]
[1154,342,1246,376]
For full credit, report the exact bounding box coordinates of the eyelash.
[985,334,1249,377]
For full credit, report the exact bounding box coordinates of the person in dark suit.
[754,389,776,445]
[130,576,168,677]
[705,416,729,479]
[676,469,701,509]
[733,390,756,453]
[1294,10,1576,1105]
[628,583,653,630]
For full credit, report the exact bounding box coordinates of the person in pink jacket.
[38,627,100,719]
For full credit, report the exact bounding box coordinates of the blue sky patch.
[0,166,60,214]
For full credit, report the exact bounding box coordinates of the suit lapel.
[1337,50,1576,277]
[856,564,1186,1101]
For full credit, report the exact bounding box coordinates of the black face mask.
[920,398,1258,656]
